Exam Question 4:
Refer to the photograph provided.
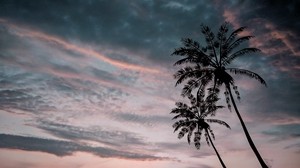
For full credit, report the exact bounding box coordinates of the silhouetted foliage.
[171,90,229,168]
[172,22,268,168]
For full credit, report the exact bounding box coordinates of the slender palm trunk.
[205,129,226,168]
[227,85,268,168]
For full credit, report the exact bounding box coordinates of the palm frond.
[175,102,189,109]
[228,68,267,86]
[187,122,197,144]
[173,56,196,66]
[174,66,193,79]
[226,26,247,45]
[181,38,201,48]
[201,24,219,65]
[224,89,232,111]
[194,131,202,149]
[170,108,187,114]
[178,127,189,139]
[172,119,193,132]
[217,22,229,42]
[172,109,196,120]
[181,78,202,97]
[204,131,210,146]
[205,119,231,129]
[172,47,198,57]
[227,36,254,52]
[222,48,261,66]
[218,22,229,65]
[173,65,204,86]
[187,93,197,106]
[172,38,215,67]
[208,127,215,140]
[203,105,224,117]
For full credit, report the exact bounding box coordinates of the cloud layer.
[0,1,299,168]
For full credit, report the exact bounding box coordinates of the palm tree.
[172,22,268,168]
[171,89,230,168]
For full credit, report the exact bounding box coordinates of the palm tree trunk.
[205,129,226,168]
[227,85,268,168]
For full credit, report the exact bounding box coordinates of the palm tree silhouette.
[172,22,268,168]
[171,89,230,168]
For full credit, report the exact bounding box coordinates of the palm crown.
[171,89,230,149]
[171,90,230,168]
[173,22,266,105]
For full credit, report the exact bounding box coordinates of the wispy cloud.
[0,134,170,161]
[0,19,159,74]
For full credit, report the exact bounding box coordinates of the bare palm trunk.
[227,85,268,168]
[205,129,226,168]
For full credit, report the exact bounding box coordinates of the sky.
[0,0,299,168]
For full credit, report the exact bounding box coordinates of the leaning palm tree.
[172,22,268,168]
[171,89,230,168]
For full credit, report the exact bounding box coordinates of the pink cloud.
[0,19,159,74]
[223,9,300,57]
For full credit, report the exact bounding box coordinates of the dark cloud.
[0,1,299,167]
[0,0,223,64]
[35,119,147,148]
[0,60,127,116]
[262,124,300,142]
[0,134,168,160]
[0,89,50,113]
[113,112,172,126]
[0,68,56,114]
[246,0,300,32]
[243,74,300,120]
[221,0,300,78]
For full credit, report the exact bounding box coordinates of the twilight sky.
[0,0,300,168]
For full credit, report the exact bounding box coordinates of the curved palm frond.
[217,22,229,42]
[181,78,201,96]
[174,65,210,86]
[204,131,210,146]
[171,108,197,120]
[201,24,219,65]
[172,119,196,132]
[222,48,261,66]
[178,127,189,139]
[227,36,254,52]
[218,22,229,65]
[227,68,267,86]
[187,122,197,144]
[205,119,231,129]
[172,38,216,67]
[181,73,213,97]
[187,93,197,106]
[225,26,247,45]
[173,56,196,66]
[175,101,189,109]
[194,131,202,149]
[203,105,224,118]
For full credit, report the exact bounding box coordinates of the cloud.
[221,1,300,79]
[34,119,147,148]
[0,0,225,64]
[113,112,171,127]
[0,19,159,73]
[0,1,299,168]
[0,134,169,161]
[262,124,300,142]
